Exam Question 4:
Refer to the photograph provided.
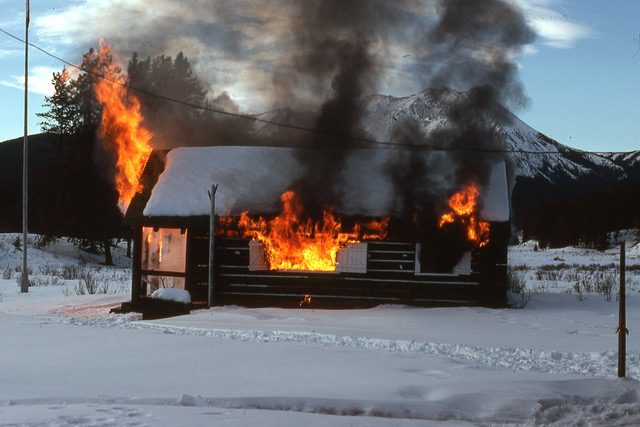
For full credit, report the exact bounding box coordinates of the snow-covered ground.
[1,234,640,426]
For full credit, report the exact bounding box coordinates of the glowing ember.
[438,182,490,247]
[299,295,312,307]
[94,40,153,213]
[354,217,390,241]
[237,191,388,271]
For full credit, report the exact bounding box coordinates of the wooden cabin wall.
[129,221,509,308]
[210,238,484,308]
[475,221,510,307]
[186,228,210,303]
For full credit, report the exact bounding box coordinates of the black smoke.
[387,0,534,202]
[282,0,415,217]
[270,0,534,220]
[121,0,534,222]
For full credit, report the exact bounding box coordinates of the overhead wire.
[0,26,632,157]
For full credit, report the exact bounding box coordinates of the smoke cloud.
[285,0,417,216]
[40,0,536,221]
[385,0,535,220]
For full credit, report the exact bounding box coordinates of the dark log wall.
[130,221,509,308]
[367,242,415,274]
[186,230,209,302]
[475,222,510,307]
[209,237,486,308]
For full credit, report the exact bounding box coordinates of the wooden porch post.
[131,226,143,304]
[208,184,218,308]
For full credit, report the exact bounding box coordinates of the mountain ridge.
[361,91,628,184]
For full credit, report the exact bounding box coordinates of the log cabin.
[122,145,510,310]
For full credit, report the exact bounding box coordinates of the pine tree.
[32,46,124,265]
[36,68,80,135]
[127,51,209,144]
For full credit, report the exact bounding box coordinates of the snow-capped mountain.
[252,89,633,185]
[602,151,640,177]
[361,91,627,184]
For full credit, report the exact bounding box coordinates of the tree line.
[512,177,640,250]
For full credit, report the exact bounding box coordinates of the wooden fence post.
[618,241,628,378]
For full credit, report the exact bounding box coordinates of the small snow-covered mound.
[151,288,191,304]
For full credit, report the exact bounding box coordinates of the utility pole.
[21,0,30,293]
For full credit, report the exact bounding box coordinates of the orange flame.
[216,215,239,238]
[94,40,153,213]
[237,191,388,271]
[438,182,490,247]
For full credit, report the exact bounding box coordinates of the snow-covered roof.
[143,146,509,221]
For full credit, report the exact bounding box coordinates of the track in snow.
[52,313,640,379]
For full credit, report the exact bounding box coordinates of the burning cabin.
[124,145,510,308]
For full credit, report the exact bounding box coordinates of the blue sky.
[518,0,640,153]
[0,0,638,153]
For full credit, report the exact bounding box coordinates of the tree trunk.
[103,239,113,266]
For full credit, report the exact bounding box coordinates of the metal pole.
[208,184,218,308]
[618,241,627,378]
[21,0,30,293]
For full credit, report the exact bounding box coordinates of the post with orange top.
[618,241,628,378]
[208,184,218,308]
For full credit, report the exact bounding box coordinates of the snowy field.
[1,234,640,426]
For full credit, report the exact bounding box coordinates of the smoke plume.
[386,0,535,219]
[75,0,535,220]
[285,0,409,217]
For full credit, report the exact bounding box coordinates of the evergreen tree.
[128,51,209,145]
[37,68,80,135]
[33,46,124,264]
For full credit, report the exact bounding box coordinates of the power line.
[0,26,633,157]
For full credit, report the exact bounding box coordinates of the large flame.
[438,182,490,247]
[236,191,388,271]
[94,40,153,213]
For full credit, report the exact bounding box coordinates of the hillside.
[0,133,58,184]
[603,150,640,178]
[0,133,60,232]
